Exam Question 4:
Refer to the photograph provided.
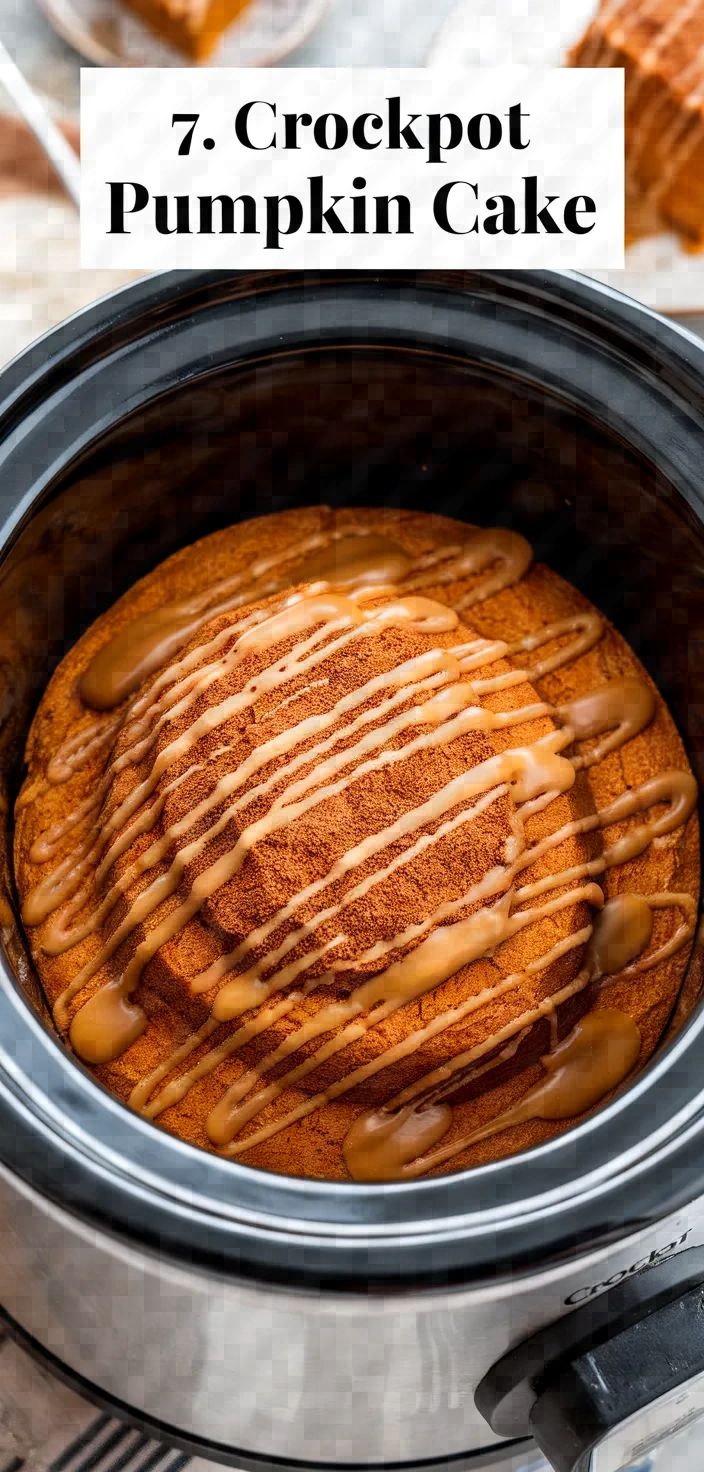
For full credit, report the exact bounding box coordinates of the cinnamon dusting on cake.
[13,508,700,1181]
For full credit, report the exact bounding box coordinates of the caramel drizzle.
[198,786,511,1016]
[341,887,695,1183]
[402,528,532,609]
[67,729,572,1064]
[223,932,603,1162]
[627,33,704,222]
[133,755,695,1143]
[627,53,704,181]
[29,793,101,865]
[571,0,637,69]
[578,0,671,63]
[206,774,692,1156]
[19,524,700,1178]
[572,0,704,232]
[344,1007,644,1183]
[35,633,697,1100]
[208,894,600,1151]
[27,596,451,929]
[29,600,599,1019]
[210,864,694,1158]
[22,595,308,885]
[77,525,529,713]
[131,994,301,1117]
[39,651,458,954]
[49,595,464,1049]
[77,529,358,711]
[644,96,704,213]
[624,0,703,118]
[382,891,695,1117]
[201,740,686,1028]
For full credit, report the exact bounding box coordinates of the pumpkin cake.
[121,0,252,62]
[569,0,704,248]
[14,508,699,1182]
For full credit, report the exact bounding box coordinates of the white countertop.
[0,0,459,113]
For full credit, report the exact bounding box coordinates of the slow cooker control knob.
[475,1246,704,1472]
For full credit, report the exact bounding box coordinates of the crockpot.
[0,270,703,1472]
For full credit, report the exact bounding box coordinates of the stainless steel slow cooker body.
[0,271,704,1472]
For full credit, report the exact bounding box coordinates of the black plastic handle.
[476,1245,704,1472]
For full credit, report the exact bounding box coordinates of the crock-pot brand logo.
[564,1231,691,1305]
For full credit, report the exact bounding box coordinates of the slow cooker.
[0,269,703,1472]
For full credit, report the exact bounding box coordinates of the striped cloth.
[0,1334,212,1472]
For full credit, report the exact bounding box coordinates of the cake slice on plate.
[569,0,704,247]
[122,0,252,60]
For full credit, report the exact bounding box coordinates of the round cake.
[13,508,700,1181]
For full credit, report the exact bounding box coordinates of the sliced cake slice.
[569,0,704,247]
[122,0,252,61]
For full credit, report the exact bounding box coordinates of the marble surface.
[3,0,704,314]
[0,0,459,113]
[2,0,81,111]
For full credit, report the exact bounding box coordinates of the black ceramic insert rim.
[1,270,703,1287]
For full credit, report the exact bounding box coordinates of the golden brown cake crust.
[14,507,700,1180]
[569,0,704,247]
